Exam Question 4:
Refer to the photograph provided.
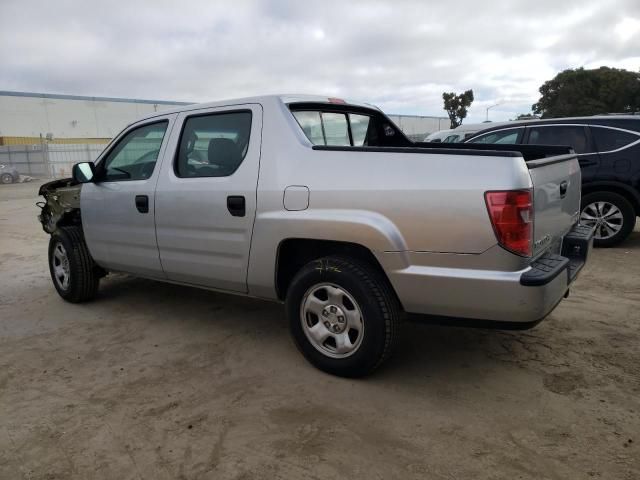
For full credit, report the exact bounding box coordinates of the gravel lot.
[1,181,639,480]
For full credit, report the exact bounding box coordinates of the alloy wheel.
[580,201,624,240]
[51,242,71,290]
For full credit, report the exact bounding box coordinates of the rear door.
[154,104,262,292]
[525,124,599,181]
[81,116,175,277]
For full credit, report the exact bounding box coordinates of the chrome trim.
[469,123,640,155]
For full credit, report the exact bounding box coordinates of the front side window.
[527,126,590,153]
[591,126,639,152]
[443,134,463,143]
[468,128,523,144]
[176,111,252,178]
[101,121,168,181]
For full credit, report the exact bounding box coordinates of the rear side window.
[468,128,523,144]
[176,111,252,178]
[591,127,639,152]
[527,126,590,154]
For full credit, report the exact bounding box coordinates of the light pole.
[486,103,501,122]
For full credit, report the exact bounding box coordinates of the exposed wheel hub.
[300,283,365,358]
[321,304,347,333]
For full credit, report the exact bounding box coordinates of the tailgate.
[527,154,581,257]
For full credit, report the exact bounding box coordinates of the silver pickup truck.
[38,95,594,377]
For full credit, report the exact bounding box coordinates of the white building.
[0,90,447,143]
[0,91,189,141]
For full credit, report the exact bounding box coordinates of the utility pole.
[486,103,501,122]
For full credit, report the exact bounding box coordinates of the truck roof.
[133,94,380,125]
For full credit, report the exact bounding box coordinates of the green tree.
[513,113,539,120]
[442,90,474,128]
[533,67,640,118]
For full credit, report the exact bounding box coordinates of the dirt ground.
[1,180,639,480]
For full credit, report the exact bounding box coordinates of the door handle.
[559,181,568,198]
[578,159,597,167]
[135,195,149,213]
[227,196,246,217]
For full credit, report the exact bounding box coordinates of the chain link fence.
[0,138,109,179]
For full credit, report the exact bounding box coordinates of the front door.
[154,104,262,292]
[81,116,175,278]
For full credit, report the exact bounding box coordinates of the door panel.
[81,117,175,277]
[155,104,262,292]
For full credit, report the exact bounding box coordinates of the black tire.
[0,173,13,184]
[581,191,636,247]
[48,226,100,302]
[286,255,401,377]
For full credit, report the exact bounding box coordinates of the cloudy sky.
[1,0,639,123]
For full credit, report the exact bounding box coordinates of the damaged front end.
[37,178,82,234]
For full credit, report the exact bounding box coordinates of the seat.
[208,138,242,174]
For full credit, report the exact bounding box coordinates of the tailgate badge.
[534,234,551,250]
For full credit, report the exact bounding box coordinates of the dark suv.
[466,116,640,247]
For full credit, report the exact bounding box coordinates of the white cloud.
[615,17,640,42]
[0,0,638,124]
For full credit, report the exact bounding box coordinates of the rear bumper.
[382,224,594,324]
[520,224,593,287]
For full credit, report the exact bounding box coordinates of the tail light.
[484,189,533,257]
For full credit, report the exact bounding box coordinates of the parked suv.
[466,116,640,246]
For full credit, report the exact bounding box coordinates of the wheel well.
[275,238,396,302]
[58,209,82,228]
[582,184,640,214]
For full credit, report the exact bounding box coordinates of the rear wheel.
[0,173,13,184]
[286,255,401,377]
[48,226,100,302]
[580,191,636,247]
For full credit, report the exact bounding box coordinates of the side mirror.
[72,162,96,183]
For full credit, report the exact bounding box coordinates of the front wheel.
[580,191,636,247]
[48,226,100,302]
[286,256,401,377]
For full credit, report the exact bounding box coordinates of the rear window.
[293,111,372,147]
[349,114,371,146]
[591,126,639,152]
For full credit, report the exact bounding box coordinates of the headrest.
[208,138,241,169]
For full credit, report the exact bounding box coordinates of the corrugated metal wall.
[387,115,450,141]
[0,91,189,139]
